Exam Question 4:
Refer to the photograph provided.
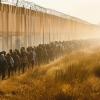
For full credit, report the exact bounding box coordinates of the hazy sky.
[29,0,100,24]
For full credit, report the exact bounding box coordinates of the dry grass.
[0,49,100,100]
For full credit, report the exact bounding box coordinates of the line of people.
[0,40,86,80]
[0,47,36,80]
[0,42,65,80]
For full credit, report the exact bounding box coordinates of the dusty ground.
[0,48,100,100]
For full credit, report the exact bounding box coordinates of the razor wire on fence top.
[1,0,46,11]
[1,0,51,15]
[1,0,17,6]
[0,0,72,20]
[0,0,89,25]
[1,0,35,8]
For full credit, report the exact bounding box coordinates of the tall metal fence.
[0,0,99,51]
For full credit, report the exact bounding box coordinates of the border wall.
[0,0,100,51]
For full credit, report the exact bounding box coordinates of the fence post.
[16,0,18,6]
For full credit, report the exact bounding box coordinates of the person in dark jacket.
[6,53,14,78]
[15,49,21,74]
[13,51,20,74]
[20,47,28,73]
[0,51,8,80]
